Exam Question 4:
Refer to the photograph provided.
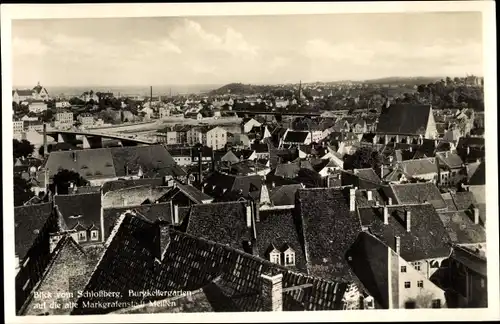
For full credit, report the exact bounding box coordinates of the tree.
[40,109,55,123]
[343,147,383,171]
[50,169,90,195]
[13,139,34,161]
[69,97,85,106]
[14,175,34,206]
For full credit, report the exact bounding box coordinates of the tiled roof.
[75,186,101,194]
[110,145,180,178]
[256,209,307,273]
[74,213,349,313]
[457,137,485,149]
[387,183,447,210]
[269,184,302,206]
[220,151,240,164]
[44,149,116,180]
[274,159,314,179]
[186,201,251,251]
[296,188,362,282]
[436,151,463,169]
[160,230,349,311]
[101,178,166,194]
[54,193,101,232]
[345,232,390,309]
[353,168,382,184]
[398,158,439,177]
[283,131,309,143]
[158,182,212,204]
[354,189,385,208]
[376,104,432,135]
[251,143,269,153]
[14,203,54,259]
[450,191,477,211]
[15,89,34,96]
[438,211,486,244]
[451,245,487,277]
[202,172,262,201]
[357,204,452,261]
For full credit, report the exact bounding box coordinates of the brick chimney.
[405,209,411,232]
[155,219,170,260]
[383,206,389,224]
[367,190,373,201]
[473,207,480,224]
[246,204,252,228]
[261,272,283,311]
[349,188,356,212]
[395,236,401,255]
[388,197,392,205]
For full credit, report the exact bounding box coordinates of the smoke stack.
[383,206,389,224]
[349,188,356,212]
[198,149,203,188]
[246,204,252,228]
[473,207,480,224]
[173,204,179,225]
[261,272,283,311]
[395,236,401,255]
[405,209,411,232]
[467,146,470,155]
[367,190,373,201]
[150,86,153,107]
[43,123,48,157]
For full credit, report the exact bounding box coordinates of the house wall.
[173,156,193,166]
[205,127,227,150]
[393,251,446,309]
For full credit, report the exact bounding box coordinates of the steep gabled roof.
[255,209,307,272]
[353,168,382,184]
[387,183,447,210]
[54,193,101,232]
[376,104,432,135]
[283,131,309,143]
[357,204,452,261]
[468,161,485,186]
[186,201,251,251]
[296,188,362,282]
[269,184,302,206]
[438,211,486,244]
[14,203,54,259]
[101,178,165,195]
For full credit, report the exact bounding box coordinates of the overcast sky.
[12,12,483,87]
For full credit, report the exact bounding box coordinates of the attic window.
[78,231,87,242]
[284,250,295,266]
[81,165,88,169]
[269,251,281,265]
[95,171,102,176]
[69,214,82,219]
[86,172,93,177]
[105,162,113,167]
[91,230,99,241]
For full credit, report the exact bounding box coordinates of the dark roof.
[357,204,452,261]
[269,184,302,206]
[438,211,486,244]
[14,203,54,259]
[345,232,390,309]
[376,104,432,135]
[398,158,439,177]
[387,183,447,210]
[296,188,362,282]
[275,160,313,179]
[468,161,485,186]
[110,145,181,178]
[157,182,212,204]
[283,131,309,143]
[74,213,349,313]
[54,192,102,232]
[353,168,382,184]
[101,178,166,194]
[202,172,262,201]
[450,191,477,211]
[15,89,34,96]
[436,151,463,169]
[256,209,307,273]
[457,137,485,149]
[451,245,487,277]
[251,143,269,153]
[186,201,251,251]
[44,149,116,180]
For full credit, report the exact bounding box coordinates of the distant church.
[12,82,50,104]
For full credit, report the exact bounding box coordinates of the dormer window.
[270,251,281,265]
[90,230,99,241]
[78,231,87,242]
[283,247,296,266]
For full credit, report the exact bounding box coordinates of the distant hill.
[363,76,443,86]
[209,83,279,96]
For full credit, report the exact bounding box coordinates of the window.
[404,281,411,289]
[401,266,407,273]
[91,230,99,241]
[417,280,424,288]
[431,299,441,308]
[481,279,486,288]
[78,231,87,242]
[270,252,281,265]
[414,262,421,271]
[284,251,295,266]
